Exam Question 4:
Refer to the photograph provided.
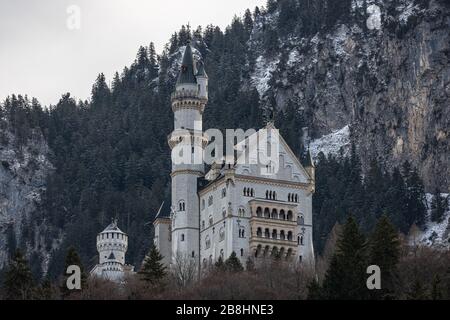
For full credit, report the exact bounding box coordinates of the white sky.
[0,0,265,106]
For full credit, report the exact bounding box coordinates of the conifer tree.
[3,250,35,300]
[368,214,400,299]
[224,252,244,273]
[321,216,368,299]
[214,256,225,272]
[139,246,167,285]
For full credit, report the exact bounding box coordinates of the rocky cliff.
[248,0,449,191]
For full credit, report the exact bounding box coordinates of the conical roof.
[176,42,197,85]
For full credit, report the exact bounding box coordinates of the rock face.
[0,123,53,269]
[249,0,449,191]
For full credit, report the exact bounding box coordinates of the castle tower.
[90,220,134,281]
[168,42,208,263]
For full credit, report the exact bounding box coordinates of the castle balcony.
[248,198,300,260]
[168,129,209,149]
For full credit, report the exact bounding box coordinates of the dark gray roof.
[176,43,197,85]
[196,61,208,78]
[155,195,171,219]
[101,220,124,234]
[303,149,314,167]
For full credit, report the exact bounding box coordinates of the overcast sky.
[0,0,265,106]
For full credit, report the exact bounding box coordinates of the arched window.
[251,189,254,197]
[240,248,244,257]
[256,207,262,217]
[264,208,270,218]
[295,194,298,202]
[272,229,278,239]
[287,210,293,221]
[264,228,270,238]
[257,227,262,237]
[208,195,213,206]
[219,227,225,241]
[287,231,293,241]
[280,209,286,220]
[288,193,291,202]
[209,215,213,226]
[201,199,205,210]
[202,220,205,229]
[205,235,211,249]
[298,215,305,225]
[273,191,276,200]
[265,190,269,199]
[280,230,286,240]
[179,200,185,212]
[222,208,226,219]
[203,258,207,268]
[239,227,245,238]
[181,234,185,242]
[271,209,277,219]
[222,188,227,198]
[220,249,224,259]
[243,187,247,196]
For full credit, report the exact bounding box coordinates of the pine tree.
[368,214,400,299]
[139,246,167,285]
[3,250,35,300]
[321,216,368,299]
[224,252,244,272]
[214,256,225,272]
[430,188,448,223]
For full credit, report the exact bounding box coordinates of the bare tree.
[171,252,197,288]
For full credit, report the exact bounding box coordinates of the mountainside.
[247,0,449,190]
[0,0,448,279]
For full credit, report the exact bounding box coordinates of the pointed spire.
[304,149,314,168]
[196,61,208,78]
[177,41,197,85]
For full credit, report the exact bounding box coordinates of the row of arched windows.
[254,245,293,259]
[256,207,293,221]
[265,190,277,200]
[179,200,186,211]
[256,227,294,241]
[243,187,254,197]
[288,193,299,203]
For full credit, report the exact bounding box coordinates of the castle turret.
[91,220,134,281]
[167,42,208,264]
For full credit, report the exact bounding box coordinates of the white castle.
[90,220,135,281]
[153,43,316,272]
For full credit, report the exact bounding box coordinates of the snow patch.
[366,4,382,30]
[398,2,419,25]
[332,25,350,56]
[417,193,450,249]
[309,125,351,159]
[251,55,279,97]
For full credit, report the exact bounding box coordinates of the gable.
[234,125,311,183]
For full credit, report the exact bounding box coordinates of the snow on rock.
[251,55,280,97]
[366,4,382,30]
[417,193,450,249]
[309,125,351,159]
[398,1,420,25]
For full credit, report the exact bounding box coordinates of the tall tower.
[168,42,208,264]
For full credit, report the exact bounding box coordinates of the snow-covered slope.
[309,125,351,159]
[418,193,450,249]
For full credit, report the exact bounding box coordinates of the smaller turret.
[304,149,315,181]
[196,61,208,100]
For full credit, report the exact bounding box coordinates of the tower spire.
[177,42,197,85]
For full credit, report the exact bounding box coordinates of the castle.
[153,43,316,272]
